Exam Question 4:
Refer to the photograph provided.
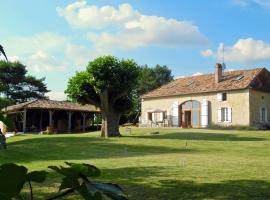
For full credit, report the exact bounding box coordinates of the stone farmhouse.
[140,64,270,128]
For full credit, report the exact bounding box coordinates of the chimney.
[215,63,223,83]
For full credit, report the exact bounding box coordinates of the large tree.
[120,64,174,124]
[65,56,140,137]
[0,45,8,61]
[0,45,15,129]
[0,61,49,108]
[138,64,173,95]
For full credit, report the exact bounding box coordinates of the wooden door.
[184,110,192,128]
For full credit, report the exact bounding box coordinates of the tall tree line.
[0,61,49,109]
[120,64,174,124]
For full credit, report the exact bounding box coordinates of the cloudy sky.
[1,0,270,100]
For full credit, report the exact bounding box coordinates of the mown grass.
[1,128,270,199]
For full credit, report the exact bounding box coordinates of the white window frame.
[218,107,232,123]
[222,108,229,122]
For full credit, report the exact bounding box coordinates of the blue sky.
[1,0,270,100]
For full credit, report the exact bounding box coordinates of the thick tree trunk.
[100,90,122,137]
[101,110,121,137]
[101,119,105,137]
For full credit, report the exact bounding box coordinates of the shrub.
[0,162,128,200]
[254,123,270,130]
[207,124,257,131]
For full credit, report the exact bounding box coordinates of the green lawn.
[1,128,270,200]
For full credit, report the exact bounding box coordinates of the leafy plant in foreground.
[0,163,47,200]
[48,162,128,200]
[0,162,128,200]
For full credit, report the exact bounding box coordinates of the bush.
[254,123,270,130]
[207,124,257,131]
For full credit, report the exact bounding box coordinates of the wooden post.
[82,113,87,132]
[39,110,43,131]
[23,109,27,133]
[68,112,73,133]
[49,110,54,128]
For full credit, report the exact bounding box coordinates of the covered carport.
[1,99,100,133]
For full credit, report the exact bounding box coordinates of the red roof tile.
[142,68,270,99]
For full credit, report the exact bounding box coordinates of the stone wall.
[141,89,250,127]
[141,96,178,126]
[249,89,270,125]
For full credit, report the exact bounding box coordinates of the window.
[218,107,232,123]
[179,100,201,128]
[222,108,229,122]
[235,75,244,81]
[222,93,227,101]
[147,111,167,122]
[217,93,227,101]
[260,107,267,123]
[148,112,152,121]
[163,112,167,120]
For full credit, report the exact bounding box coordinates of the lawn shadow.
[155,179,270,200]
[17,165,270,199]
[100,166,270,200]
[0,136,195,163]
[129,131,266,141]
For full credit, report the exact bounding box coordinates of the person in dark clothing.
[0,128,7,149]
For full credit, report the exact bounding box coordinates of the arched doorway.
[179,100,201,128]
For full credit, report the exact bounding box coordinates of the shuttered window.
[201,99,208,127]
[218,107,232,123]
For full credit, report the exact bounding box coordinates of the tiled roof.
[3,100,100,113]
[142,68,270,99]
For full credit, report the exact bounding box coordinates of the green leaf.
[0,193,11,200]
[48,166,75,177]
[65,162,101,177]
[27,170,47,183]
[76,183,102,200]
[0,163,27,199]
[48,166,62,173]
[90,182,128,200]
[59,176,80,191]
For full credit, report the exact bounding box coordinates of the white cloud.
[57,2,140,29]
[256,0,270,9]
[2,32,101,72]
[27,51,69,72]
[0,55,18,62]
[176,76,186,79]
[201,49,214,57]
[58,1,209,50]
[4,32,68,56]
[2,32,72,72]
[232,0,251,6]
[192,72,203,76]
[202,38,270,64]
[47,91,67,101]
[65,43,100,67]
[233,0,270,9]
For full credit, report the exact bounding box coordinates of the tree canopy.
[0,61,49,108]
[120,64,174,124]
[0,45,7,61]
[65,56,140,137]
[138,64,173,95]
